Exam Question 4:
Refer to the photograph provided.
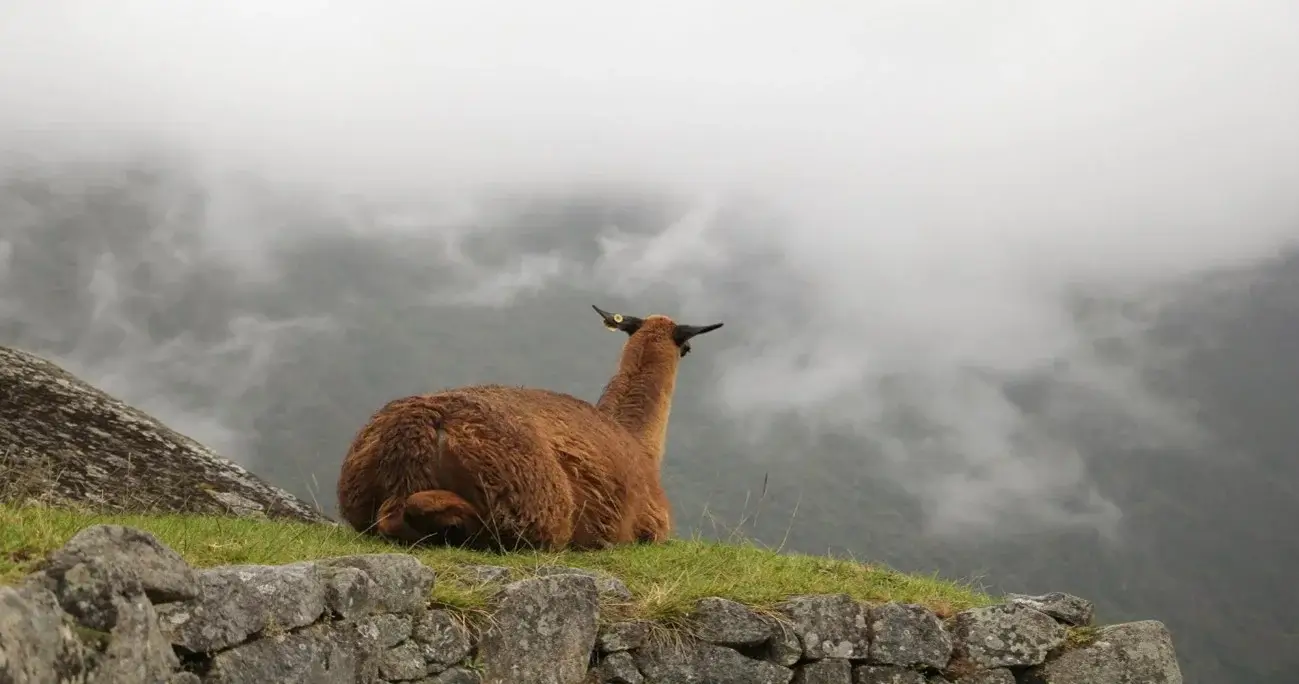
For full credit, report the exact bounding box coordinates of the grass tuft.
[1,503,994,623]
[1065,625,1102,650]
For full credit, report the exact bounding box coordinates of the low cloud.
[2,0,1298,536]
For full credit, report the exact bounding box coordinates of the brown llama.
[335,304,723,552]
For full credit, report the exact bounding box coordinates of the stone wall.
[0,524,1184,684]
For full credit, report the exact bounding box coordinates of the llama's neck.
[596,340,679,459]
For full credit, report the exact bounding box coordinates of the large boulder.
[0,345,327,522]
[1024,620,1183,684]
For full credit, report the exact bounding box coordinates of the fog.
[3,0,1299,539]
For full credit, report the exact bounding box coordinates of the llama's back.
[459,385,660,546]
[338,383,655,548]
[461,384,644,456]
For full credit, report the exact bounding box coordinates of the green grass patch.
[1065,625,1102,649]
[1,503,994,624]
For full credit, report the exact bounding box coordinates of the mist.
[3,0,1299,543]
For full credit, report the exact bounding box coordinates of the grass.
[0,503,994,627]
[1065,625,1102,649]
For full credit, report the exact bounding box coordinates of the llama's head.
[591,305,723,358]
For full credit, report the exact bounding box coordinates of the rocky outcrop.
[0,345,328,522]
[0,524,1186,684]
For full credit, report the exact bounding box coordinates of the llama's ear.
[592,305,644,335]
[672,321,724,346]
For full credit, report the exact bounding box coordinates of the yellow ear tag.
[605,313,623,331]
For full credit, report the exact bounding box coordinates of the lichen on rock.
[947,602,1066,669]
[476,573,600,684]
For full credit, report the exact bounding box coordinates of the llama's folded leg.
[403,489,487,548]
[633,510,672,544]
[375,495,420,543]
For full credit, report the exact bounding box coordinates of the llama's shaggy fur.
[335,305,723,552]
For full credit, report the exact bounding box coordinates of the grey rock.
[775,594,870,660]
[949,603,1066,668]
[380,641,439,681]
[868,602,952,669]
[533,565,633,602]
[596,651,644,684]
[1024,620,1183,684]
[204,622,379,684]
[1005,592,1094,627]
[0,345,327,522]
[463,565,512,583]
[317,554,436,614]
[852,665,927,684]
[477,574,601,684]
[91,590,184,684]
[23,546,182,684]
[412,610,473,665]
[417,668,483,684]
[597,620,651,653]
[322,565,378,619]
[689,596,773,647]
[792,658,852,684]
[0,583,93,684]
[156,561,327,652]
[38,556,143,632]
[952,670,1015,683]
[167,673,203,684]
[42,524,199,604]
[4,567,182,684]
[633,639,794,684]
[361,613,413,649]
[767,616,804,666]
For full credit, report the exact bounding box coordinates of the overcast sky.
[3,0,1299,535]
